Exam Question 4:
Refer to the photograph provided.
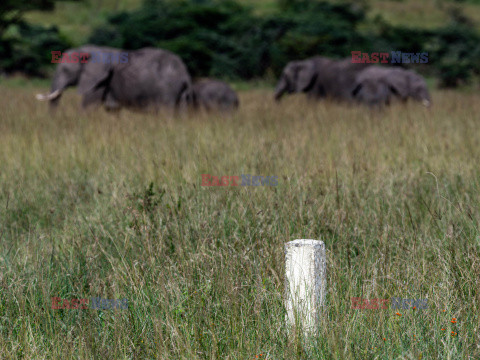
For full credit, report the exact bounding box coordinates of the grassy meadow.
[0,84,479,359]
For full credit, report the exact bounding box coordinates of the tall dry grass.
[0,85,479,359]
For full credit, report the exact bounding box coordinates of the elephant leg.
[104,92,121,112]
[307,91,324,101]
[81,88,105,109]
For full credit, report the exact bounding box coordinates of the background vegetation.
[2,0,480,86]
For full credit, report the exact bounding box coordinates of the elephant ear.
[77,57,113,96]
[385,71,409,100]
[388,84,400,96]
[295,61,317,92]
[351,83,363,97]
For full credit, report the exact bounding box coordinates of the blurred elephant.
[274,56,368,102]
[274,56,332,101]
[352,66,431,107]
[191,79,239,111]
[36,45,193,111]
[351,66,399,107]
[402,69,431,106]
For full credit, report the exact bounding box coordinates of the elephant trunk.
[35,89,63,111]
[274,77,288,101]
[35,70,69,110]
[176,81,195,111]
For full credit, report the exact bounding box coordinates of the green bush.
[88,0,370,79]
[1,22,71,76]
[424,23,480,87]
[4,0,480,87]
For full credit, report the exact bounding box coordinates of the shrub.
[425,23,480,87]
[88,0,371,79]
[0,22,71,76]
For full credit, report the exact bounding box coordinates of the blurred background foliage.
[1,0,480,87]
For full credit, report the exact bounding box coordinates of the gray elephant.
[352,66,431,107]
[190,79,239,112]
[274,56,368,102]
[274,56,331,101]
[351,66,399,107]
[402,69,431,106]
[36,45,193,111]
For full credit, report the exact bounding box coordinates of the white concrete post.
[285,239,326,335]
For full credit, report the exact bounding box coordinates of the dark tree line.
[1,0,480,87]
[0,0,76,76]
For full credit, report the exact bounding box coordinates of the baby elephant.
[192,79,239,112]
[352,66,431,108]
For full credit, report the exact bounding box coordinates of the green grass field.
[0,84,479,358]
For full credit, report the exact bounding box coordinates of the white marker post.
[285,239,326,336]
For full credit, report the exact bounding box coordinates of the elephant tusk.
[422,99,431,107]
[35,89,61,101]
